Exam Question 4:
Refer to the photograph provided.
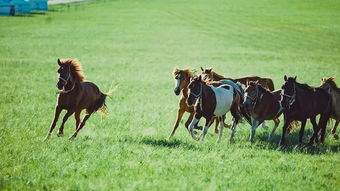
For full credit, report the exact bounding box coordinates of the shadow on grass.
[141,137,199,150]
[256,129,340,155]
[118,136,199,151]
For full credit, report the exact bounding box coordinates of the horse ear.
[207,67,212,72]
[200,67,204,71]
[198,75,202,81]
[284,75,287,81]
[57,58,61,66]
[294,76,297,81]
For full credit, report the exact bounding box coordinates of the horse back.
[211,85,234,116]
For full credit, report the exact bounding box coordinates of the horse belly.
[213,88,233,116]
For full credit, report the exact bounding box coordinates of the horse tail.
[287,121,299,133]
[92,87,115,115]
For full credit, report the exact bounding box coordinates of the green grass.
[0,0,340,190]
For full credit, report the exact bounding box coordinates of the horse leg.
[57,110,74,137]
[200,117,213,142]
[214,117,219,134]
[250,120,260,143]
[69,112,92,139]
[74,110,81,130]
[217,116,226,142]
[268,118,280,142]
[298,119,306,144]
[44,106,62,141]
[332,120,339,139]
[229,106,241,143]
[188,115,200,141]
[279,117,292,146]
[168,109,185,139]
[309,116,319,144]
[318,114,330,144]
[186,112,202,131]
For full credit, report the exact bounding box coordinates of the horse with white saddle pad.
[186,76,242,142]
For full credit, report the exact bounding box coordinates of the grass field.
[0,0,340,190]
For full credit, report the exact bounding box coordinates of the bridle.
[58,66,75,94]
[281,82,296,109]
[189,81,203,110]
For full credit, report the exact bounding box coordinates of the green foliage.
[0,0,339,190]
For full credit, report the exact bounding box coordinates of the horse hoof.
[69,135,76,140]
[43,134,51,142]
[57,132,64,137]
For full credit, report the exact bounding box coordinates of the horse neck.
[200,83,211,105]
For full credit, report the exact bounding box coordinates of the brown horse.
[320,77,340,139]
[243,81,283,142]
[200,67,275,91]
[44,59,109,140]
[170,68,221,138]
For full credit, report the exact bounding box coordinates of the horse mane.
[295,81,314,91]
[322,77,340,93]
[60,59,85,82]
[173,68,195,78]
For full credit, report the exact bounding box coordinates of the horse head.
[280,75,297,109]
[173,68,192,95]
[200,67,213,81]
[56,58,74,91]
[186,75,203,106]
[243,80,260,109]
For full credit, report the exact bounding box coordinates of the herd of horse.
[171,67,340,145]
[43,59,339,145]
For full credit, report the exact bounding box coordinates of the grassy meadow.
[0,0,339,190]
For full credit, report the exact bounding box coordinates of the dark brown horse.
[243,81,283,142]
[44,59,109,140]
[320,77,340,139]
[280,76,331,145]
[200,67,275,91]
[186,76,242,142]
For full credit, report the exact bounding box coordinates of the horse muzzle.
[186,97,196,106]
[174,87,180,95]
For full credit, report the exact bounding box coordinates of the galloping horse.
[320,77,340,139]
[243,81,283,142]
[186,76,242,142]
[280,76,331,145]
[170,68,199,138]
[44,59,109,140]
